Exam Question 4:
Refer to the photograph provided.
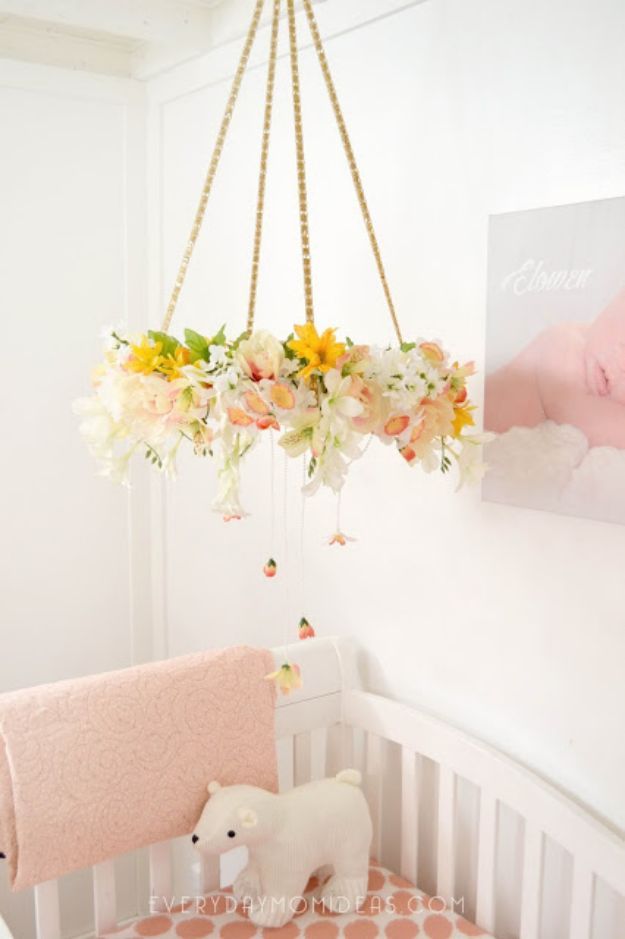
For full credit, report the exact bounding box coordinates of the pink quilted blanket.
[0,646,277,890]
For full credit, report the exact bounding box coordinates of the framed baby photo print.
[483,195,625,525]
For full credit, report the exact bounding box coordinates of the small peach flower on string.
[328,531,356,547]
[298,617,316,639]
[327,489,356,547]
[263,558,277,578]
[265,662,302,695]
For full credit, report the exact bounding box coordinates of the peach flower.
[348,377,387,434]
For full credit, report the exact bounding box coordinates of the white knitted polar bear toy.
[192,769,372,928]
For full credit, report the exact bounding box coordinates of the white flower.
[98,449,136,486]
[322,369,363,419]
[212,432,253,518]
[208,344,228,368]
[369,346,429,408]
[304,439,359,494]
[454,433,494,489]
[99,323,127,346]
[73,396,137,485]
[73,396,121,457]
[279,409,320,458]
[213,366,240,394]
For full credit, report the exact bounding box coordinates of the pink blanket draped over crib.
[0,646,277,890]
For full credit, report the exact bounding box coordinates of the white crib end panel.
[273,639,344,705]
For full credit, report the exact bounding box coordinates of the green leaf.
[400,341,416,353]
[345,336,354,347]
[210,324,227,346]
[231,330,249,350]
[148,330,179,357]
[184,328,210,361]
[284,333,296,359]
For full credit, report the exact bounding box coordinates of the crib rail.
[342,689,625,939]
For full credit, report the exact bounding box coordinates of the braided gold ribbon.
[161,0,403,345]
[161,0,266,332]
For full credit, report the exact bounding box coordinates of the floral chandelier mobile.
[76,0,488,693]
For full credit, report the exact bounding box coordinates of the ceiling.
[0,0,318,79]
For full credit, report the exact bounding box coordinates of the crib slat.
[0,913,12,939]
[200,854,221,894]
[365,732,382,862]
[34,880,61,939]
[341,723,355,768]
[309,726,327,780]
[519,824,543,939]
[149,842,172,912]
[277,735,295,791]
[569,862,594,939]
[400,747,419,885]
[93,860,117,934]
[475,793,497,933]
[436,764,456,905]
[294,731,311,785]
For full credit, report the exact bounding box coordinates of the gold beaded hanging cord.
[160,0,404,344]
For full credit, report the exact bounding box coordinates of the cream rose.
[236,330,284,381]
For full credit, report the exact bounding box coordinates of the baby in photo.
[485,286,625,448]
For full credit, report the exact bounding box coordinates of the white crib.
[1,637,624,939]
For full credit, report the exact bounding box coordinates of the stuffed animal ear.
[238,807,258,829]
[207,781,221,795]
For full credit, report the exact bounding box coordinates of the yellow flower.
[127,336,165,376]
[159,346,191,381]
[452,405,475,438]
[287,324,345,380]
[264,662,302,696]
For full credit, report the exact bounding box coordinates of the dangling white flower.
[454,433,494,489]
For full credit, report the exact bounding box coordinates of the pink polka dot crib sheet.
[100,862,491,939]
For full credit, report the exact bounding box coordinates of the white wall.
[148,0,625,849]
[0,59,149,938]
